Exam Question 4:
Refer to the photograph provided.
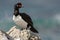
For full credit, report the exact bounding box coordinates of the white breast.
[13,15,28,28]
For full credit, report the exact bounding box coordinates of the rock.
[7,26,41,40]
[7,26,31,40]
[0,26,41,40]
[0,30,13,40]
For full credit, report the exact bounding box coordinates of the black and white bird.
[13,3,38,33]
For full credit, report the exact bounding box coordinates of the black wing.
[20,13,33,25]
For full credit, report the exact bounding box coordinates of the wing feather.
[20,13,33,25]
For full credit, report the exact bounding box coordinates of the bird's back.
[20,13,33,26]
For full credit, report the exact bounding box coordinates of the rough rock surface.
[0,30,13,40]
[0,26,41,40]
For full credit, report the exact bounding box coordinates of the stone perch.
[0,26,41,40]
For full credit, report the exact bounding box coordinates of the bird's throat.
[14,7,20,16]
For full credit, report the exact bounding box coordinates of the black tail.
[30,26,38,33]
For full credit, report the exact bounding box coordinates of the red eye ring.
[16,3,22,8]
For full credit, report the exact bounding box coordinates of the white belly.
[13,15,28,28]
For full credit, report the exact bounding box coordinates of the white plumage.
[13,15,28,28]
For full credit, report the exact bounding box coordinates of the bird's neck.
[14,7,20,16]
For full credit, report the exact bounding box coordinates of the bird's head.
[15,2,22,8]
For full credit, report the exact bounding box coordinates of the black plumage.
[19,13,38,33]
[13,3,38,33]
